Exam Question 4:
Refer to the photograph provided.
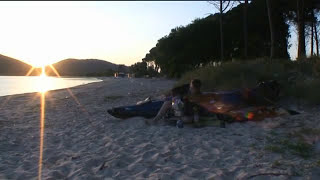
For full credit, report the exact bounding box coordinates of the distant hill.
[46,58,129,76]
[0,55,129,76]
[0,54,33,76]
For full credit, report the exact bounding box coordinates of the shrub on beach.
[177,58,320,104]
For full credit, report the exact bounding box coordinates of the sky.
[0,1,298,67]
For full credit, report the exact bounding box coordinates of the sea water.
[0,76,102,96]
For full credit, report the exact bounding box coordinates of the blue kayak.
[107,100,165,119]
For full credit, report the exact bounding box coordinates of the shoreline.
[0,78,319,179]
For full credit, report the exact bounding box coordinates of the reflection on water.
[0,76,102,96]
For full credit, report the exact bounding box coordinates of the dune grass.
[177,57,320,104]
[265,137,313,159]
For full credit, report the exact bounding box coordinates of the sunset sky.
[0,1,298,67]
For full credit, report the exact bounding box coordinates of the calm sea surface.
[0,76,102,97]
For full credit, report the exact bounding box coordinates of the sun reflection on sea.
[35,67,52,93]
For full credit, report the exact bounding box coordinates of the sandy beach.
[0,77,320,180]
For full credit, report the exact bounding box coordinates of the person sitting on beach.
[146,79,203,125]
[181,79,203,123]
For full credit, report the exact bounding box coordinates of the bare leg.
[146,101,171,125]
[154,101,172,122]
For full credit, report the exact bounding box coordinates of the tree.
[130,62,159,77]
[311,0,320,56]
[243,0,249,59]
[315,19,319,56]
[313,10,319,56]
[142,0,290,78]
[266,0,275,59]
[311,13,314,56]
[129,62,147,77]
[117,64,126,73]
[282,0,320,59]
[238,0,249,59]
[208,0,234,61]
[297,0,306,58]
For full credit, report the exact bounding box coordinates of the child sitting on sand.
[146,79,203,125]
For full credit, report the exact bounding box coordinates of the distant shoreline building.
[114,64,129,78]
[114,72,126,78]
[128,73,135,78]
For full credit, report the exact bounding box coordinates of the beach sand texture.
[0,78,320,180]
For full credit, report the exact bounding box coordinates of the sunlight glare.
[38,67,47,180]
[40,73,47,78]
[38,91,45,180]
[36,67,50,93]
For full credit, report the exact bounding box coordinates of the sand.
[0,77,320,180]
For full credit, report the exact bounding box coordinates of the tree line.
[130,0,320,78]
